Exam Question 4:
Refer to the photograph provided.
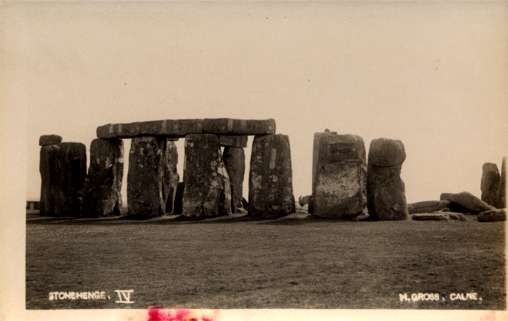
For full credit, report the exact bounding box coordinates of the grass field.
[26,213,505,309]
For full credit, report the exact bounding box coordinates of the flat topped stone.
[97,118,276,139]
[39,135,62,146]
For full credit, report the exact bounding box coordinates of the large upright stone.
[39,144,65,216]
[311,133,367,218]
[248,134,295,218]
[223,146,245,212]
[163,140,179,214]
[182,134,232,218]
[481,163,500,207]
[367,138,408,220]
[127,137,167,218]
[499,157,506,208]
[58,142,87,216]
[83,138,123,217]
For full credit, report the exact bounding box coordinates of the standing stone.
[499,157,506,208]
[127,136,167,218]
[39,144,65,216]
[481,163,501,207]
[58,142,87,216]
[223,146,245,212]
[83,138,123,217]
[182,134,231,218]
[367,138,408,220]
[163,140,180,214]
[39,134,62,146]
[312,133,367,218]
[248,134,295,218]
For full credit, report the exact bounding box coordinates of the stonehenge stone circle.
[39,134,62,146]
[223,146,245,212]
[367,138,408,220]
[312,132,367,218]
[84,138,124,217]
[182,134,232,218]
[481,162,501,207]
[127,136,167,218]
[248,134,295,218]
[163,140,179,214]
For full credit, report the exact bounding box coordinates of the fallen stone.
[312,133,367,218]
[182,134,231,218]
[219,135,248,147]
[367,138,409,220]
[481,162,501,207]
[248,134,295,218]
[83,138,124,217]
[39,134,62,146]
[127,136,167,218]
[478,209,506,222]
[408,200,450,214]
[163,140,179,214]
[223,146,245,212]
[411,213,450,221]
[440,191,495,214]
[97,118,275,139]
[499,157,506,208]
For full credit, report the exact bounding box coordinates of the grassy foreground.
[26,213,505,309]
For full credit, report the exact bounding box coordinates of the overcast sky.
[4,2,507,203]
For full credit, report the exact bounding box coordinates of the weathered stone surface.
[408,200,450,214]
[481,163,501,207]
[39,134,62,146]
[478,209,506,222]
[311,133,367,218]
[182,134,231,218]
[97,118,275,139]
[203,118,276,135]
[127,136,167,218]
[440,191,494,214]
[248,134,295,218]
[499,157,506,208]
[83,138,123,217]
[163,140,179,214]
[219,135,248,147]
[39,144,65,216]
[367,138,408,220]
[223,146,245,212]
[311,130,338,208]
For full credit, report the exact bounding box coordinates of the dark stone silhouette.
[408,200,450,214]
[163,140,179,214]
[440,191,494,214]
[481,163,501,207]
[367,138,408,220]
[219,135,248,147]
[83,138,123,217]
[39,134,62,146]
[499,157,506,208]
[39,144,65,216]
[248,134,295,218]
[223,146,245,212]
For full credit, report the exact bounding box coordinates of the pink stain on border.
[147,307,219,321]
[480,311,496,321]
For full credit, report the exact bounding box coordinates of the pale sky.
[4,1,507,204]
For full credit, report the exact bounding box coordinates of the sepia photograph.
[1,1,507,319]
